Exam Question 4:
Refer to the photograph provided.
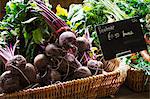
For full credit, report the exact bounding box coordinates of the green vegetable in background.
[0,0,53,62]
[116,0,150,17]
[126,50,150,76]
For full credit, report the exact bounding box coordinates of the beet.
[19,63,38,88]
[65,53,82,69]
[57,58,68,74]
[76,37,90,52]
[50,70,61,83]
[87,60,103,75]
[5,55,27,74]
[73,66,92,79]
[37,68,61,86]
[24,63,37,83]
[59,31,76,49]
[45,44,65,57]
[0,87,3,94]
[57,53,81,76]
[34,54,49,73]
[0,71,22,93]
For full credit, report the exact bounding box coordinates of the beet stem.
[54,59,63,70]
[5,46,13,57]
[79,54,85,63]
[41,70,48,78]
[34,0,68,29]
[12,40,19,55]
[94,66,99,75]
[84,52,89,64]
[0,52,9,64]
[40,12,58,30]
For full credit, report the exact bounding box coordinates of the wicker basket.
[125,67,150,92]
[0,59,128,99]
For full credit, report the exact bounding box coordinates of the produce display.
[0,0,104,94]
[0,0,149,96]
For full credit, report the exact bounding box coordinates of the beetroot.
[37,69,61,86]
[0,41,27,75]
[57,53,81,75]
[76,37,90,52]
[34,54,49,73]
[0,42,38,93]
[0,87,2,94]
[50,70,61,83]
[73,66,92,79]
[0,71,22,93]
[87,60,103,75]
[5,55,27,74]
[45,44,65,57]
[59,31,76,49]
[19,63,37,88]
[24,63,37,83]
[65,53,82,69]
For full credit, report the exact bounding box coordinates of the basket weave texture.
[126,68,150,92]
[0,59,128,99]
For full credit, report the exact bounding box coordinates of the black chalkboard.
[96,17,147,60]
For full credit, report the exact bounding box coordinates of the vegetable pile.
[0,41,37,93]
[0,0,119,94]
[0,0,149,94]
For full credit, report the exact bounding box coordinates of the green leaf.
[70,8,84,24]
[21,17,37,24]
[68,4,83,20]
[32,28,43,44]
[10,30,17,36]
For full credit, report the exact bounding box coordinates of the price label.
[96,17,147,60]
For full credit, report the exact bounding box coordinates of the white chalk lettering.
[123,30,134,37]
[98,25,115,33]
[108,32,120,40]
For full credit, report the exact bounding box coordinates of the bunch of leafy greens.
[116,0,150,18]
[126,47,150,76]
[116,0,150,34]
[0,0,52,62]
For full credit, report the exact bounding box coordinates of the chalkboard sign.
[96,17,147,60]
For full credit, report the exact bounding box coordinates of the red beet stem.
[0,40,19,64]
[34,0,69,31]
[40,12,58,30]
